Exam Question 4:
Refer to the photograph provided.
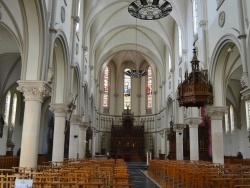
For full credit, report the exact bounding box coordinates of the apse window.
[124,68,131,109]
[146,66,153,111]
[103,66,110,110]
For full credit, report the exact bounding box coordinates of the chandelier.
[124,69,148,78]
[128,0,172,20]
[177,48,213,108]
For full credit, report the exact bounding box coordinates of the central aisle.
[127,162,161,188]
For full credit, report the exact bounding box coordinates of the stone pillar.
[68,115,81,159]
[50,103,68,162]
[160,130,165,154]
[205,106,228,164]
[78,122,89,158]
[199,20,208,69]
[237,0,249,88]
[241,88,250,131]
[174,124,185,160]
[186,117,202,161]
[17,81,51,168]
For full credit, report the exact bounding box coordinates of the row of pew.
[148,159,250,188]
[0,155,47,168]
[0,158,134,187]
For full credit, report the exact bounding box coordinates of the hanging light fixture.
[124,9,148,78]
[128,0,172,20]
[125,69,148,78]
[177,47,213,108]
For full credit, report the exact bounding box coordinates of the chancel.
[0,0,250,187]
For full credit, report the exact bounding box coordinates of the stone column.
[186,117,202,160]
[68,115,81,159]
[17,81,51,168]
[160,130,165,154]
[174,124,185,160]
[237,0,249,88]
[78,122,89,158]
[50,103,68,162]
[205,106,228,164]
[241,88,250,131]
[199,20,208,69]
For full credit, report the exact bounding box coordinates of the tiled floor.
[127,162,161,188]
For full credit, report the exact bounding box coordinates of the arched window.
[147,67,153,109]
[11,93,17,126]
[245,101,250,131]
[76,0,81,32]
[124,68,131,109]
[103,66,110,108]
[230,105,235,133]
[178,26,182,58]
[4,91,11,125]
[192,0,198,36]
[168,54,172,72]
[224,112,230,133]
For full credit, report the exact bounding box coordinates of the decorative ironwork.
[177,48,213,108]
[128,0,172,20]
[124,69,147,78]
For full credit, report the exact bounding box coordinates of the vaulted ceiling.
[83,0,187,75]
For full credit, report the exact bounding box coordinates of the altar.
[110,109,145,162]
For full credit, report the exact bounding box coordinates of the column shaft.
[189,125,199,160]
[20,100,42,167]
[17,81,51,168]
[205,106,228,164]
[78,123,88,158]
[174,124,185,160]
[50,103,68,162]
[186,117,202,161]
[68,115,81,159]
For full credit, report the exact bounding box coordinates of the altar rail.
[95,108,166,132]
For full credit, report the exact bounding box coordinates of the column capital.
[199,20,208,30]
[185,117,202,128]
[71,16,80,23]
[205,106,228,120]
[241,87,250,101]
[79,122,89,130]
[174,124,186,132]
[50,103,68,117]
[17,81,51,102]
[71,115,82,124]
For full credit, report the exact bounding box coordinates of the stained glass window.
[11,93,17,126]
[124,68,131,109]
[103,66,110,108]
[192,0,198,36]
[147,67,152,109]
[230,105,235,133]
[4,91,11,125]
